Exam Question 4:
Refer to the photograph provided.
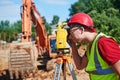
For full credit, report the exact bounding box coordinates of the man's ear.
[80,27,84,34]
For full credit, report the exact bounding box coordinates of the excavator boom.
[21,0,49,54]
[21,0,32,42]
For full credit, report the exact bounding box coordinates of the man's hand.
[67,34,75,47]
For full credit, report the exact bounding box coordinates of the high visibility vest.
[86,33,119,80]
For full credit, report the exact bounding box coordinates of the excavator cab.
[48,34,57,58]
[50,38,56,53]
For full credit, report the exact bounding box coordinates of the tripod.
[53,49,77,80]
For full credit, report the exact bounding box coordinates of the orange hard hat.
[68,12,96,32]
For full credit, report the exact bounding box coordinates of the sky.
[0,0,78,24]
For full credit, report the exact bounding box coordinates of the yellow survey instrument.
[56,23,68,49]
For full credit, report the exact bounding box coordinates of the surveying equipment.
[56,23,68,49]
[53,23,77,80]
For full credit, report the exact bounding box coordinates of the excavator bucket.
[0,42,38,79]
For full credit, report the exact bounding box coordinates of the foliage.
[111,0,120,11]
[0,20,10,30]
[42,16,52,35]
[11,20,22,33]
[69,0,120,43]
[0,16,53,42]
[51,15,59,25]
[0,20,19,42]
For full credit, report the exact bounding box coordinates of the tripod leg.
[68,63,77,80]
[62,62,66,80]
[53,63,59,80]
[57,64,62,80]
[53,63,62,80]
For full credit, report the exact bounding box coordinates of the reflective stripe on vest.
[86,33,115,75]
[92,43,114,74]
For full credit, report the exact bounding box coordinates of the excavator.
[0,0,57,79]
[21,0,57,58]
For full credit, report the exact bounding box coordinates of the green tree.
[111,0,120,11]
[11,20,22,33]
[69,0,120,43]
[0,20,18,42]
[0,20,10,30]
[42,16,52,35]
[69,0,87,16]
[51,15,59,25]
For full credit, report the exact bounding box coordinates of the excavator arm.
[21,0,32,42]
[21,0,49,55]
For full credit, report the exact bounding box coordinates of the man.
[68,12,120,80]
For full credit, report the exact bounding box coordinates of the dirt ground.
[24,46,90,80]
[24,45,90,80]
[23,64,90,80]
[0,44,89,80]
[0,64,89,80]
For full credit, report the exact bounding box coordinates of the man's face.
[69,24,84,43]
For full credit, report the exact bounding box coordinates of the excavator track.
[9,42,38,79]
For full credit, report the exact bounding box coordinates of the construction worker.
[67,12,120,80]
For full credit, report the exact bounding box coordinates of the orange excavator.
[0,0,57,79]
[21,0,55,57]
[22,0,59,57]
[21,0,57,69]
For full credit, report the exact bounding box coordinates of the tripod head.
[57,48,70,56]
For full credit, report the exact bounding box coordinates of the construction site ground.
[0,44,89,80]
[0,64,89,80]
